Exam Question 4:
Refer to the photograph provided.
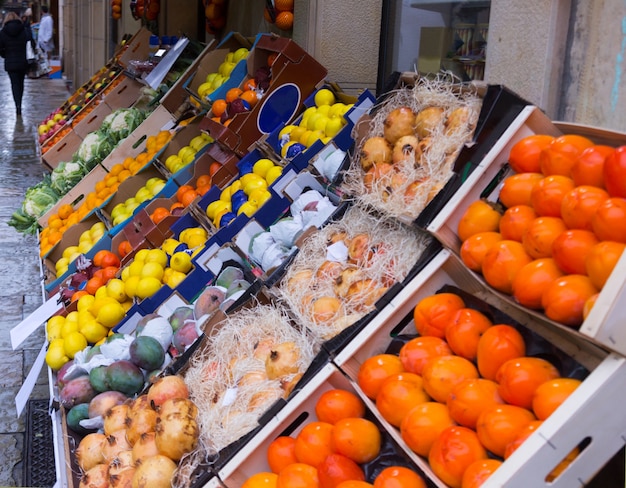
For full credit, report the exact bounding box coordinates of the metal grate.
[23,399,56,488]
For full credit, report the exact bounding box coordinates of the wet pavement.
[0,61,70,487]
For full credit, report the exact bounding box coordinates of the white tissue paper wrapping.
[250,232,276,265]
[327,240,349,262]
[314,148,346,180]
[261,242,290,271]
[269,215,304,248]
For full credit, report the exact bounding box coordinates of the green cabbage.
[74,131,114,170]
[50,161,87,195]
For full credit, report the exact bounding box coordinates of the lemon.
[47,315,65,331]
[186,233,206,249]
[46,321,63,343]
[248,189,272,208]
[166,270,187,289]
[314,88,336,107]
[79,319,109,344]
[106,278,127,302]
[127,260,145,277]
[253,158,275,178]
[89,296,118,317]
[329,102,346,118]
[265,165,283,185]
[145,249,168,268]
[135,276,162,299]
[237,201,258,217]
[134,248,150,263]
[302,106,317,120]
[120,265,131,282]
[124,275,140,299]
[290,126,307,143]
[77,309,96,327]
[46,343,70,371]
[316,104,331,116]
[62,245,80,260]
[76,294,95,313]
[278,124,297,140]
[78,240,93,254]
[170,251,193,273]
[94,285,109,300]
[162,267,173,284]
[97,301,126,328]
[65,310,79,324]
[220,185,233,202]
[244,177,268,196]
[61,320,80,338]
[121,300,134,312]
[140,261,165,281]
[324,117,344,138]
[161,238,181,256]
[206,200,231,220]
[281,140,300,158]
[63,331,88,359]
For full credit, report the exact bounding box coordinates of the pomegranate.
[102,429,132,463]
[78,463,109,488]
[107,450,133,476]
[415,106,444,138]
[155,413,200,461]
[131,432,159,464]
[125,405,157,445]
[131,454,177,488]
[75,432,107,472]
[147,375,189,408]
[392,135,422,165]
[360,136,392,170]
[265,342,301,379]
[384,106,416,144]
[311,296,343,324]
[109,467,135,488]
[103,404,130,436]
[445,106,472,135]
[158,398,199,419]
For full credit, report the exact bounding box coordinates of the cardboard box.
[41,129,83,171]
[116,27,153,69]
[334,249,626,488]
[103,74,145,110]
[199,34,328,157]
[71,101,113,139]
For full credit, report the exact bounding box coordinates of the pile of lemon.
[54,221,107,278]
[163,133,213,174]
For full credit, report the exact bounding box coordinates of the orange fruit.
[226,87,243,103]
[331,417,381,464]
[421,355,479,404]
[531,377,582,420]
[212,99,227,117]
[461,459,503,488]
[498,172,544,208]
[539,134,594,177]
[445,308,493,361]
[375,372,430,427]
[522,216,568,259]
[498,205,537,242]
[275,11,294,30]
[150,207,170,224]
[398,336,452,375]
[242,472,278,488]
[276,463,318,488]
[318,453,365,487]
[373,466,426,488]
[240,89,258,107]
[356,354,404,400]
[195,174,211,189]
[541,274,598,327]
[481,240,533,294]
[447,378,504,429]
[58,203,74,220]
[530,175,576,217]
[460,231,503,272]
[512,257,565,309]
[457,200,502,242]
[508,134,555,174]
[294,421,334,467]
[551,229,599,275]
[400,401,455,457]
[412,292,466,339]
[266,436,297,474]
[315,389,365,425]
[585,241,626,290]
[429,426,487,488]
[495,357,560,409]
[591,197,626,243]
[275,0,294,10]
[476,404,537,457]
[476,324,526,381]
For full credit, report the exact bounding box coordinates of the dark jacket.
[0,19,32,73]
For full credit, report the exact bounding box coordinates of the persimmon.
[196,174,211,189]
[571,145,614,188]
[503,419,544,459]
[150,207,170,224]
[585,241,625,289]
[315,389,365,425]
[460,231,502,272]
[522,216,567,258]
[294,421,334,467]
[357,354,404,400]
[551,229,599,275]
[398,336,452,375]
[375,372,430,427]
[421,355,479,403]
[539,134,594,176]
[461,459,503,488]
[276,463,319,488]
[242,472,278,488]
[457,200,502,242]
[400,401,455,457]
[117,240,132,258]
[445,308,493,361]
[176,184,194,203]
[603,145,626,197]
[560,185,609,231]
[498,205,537,242]
[512,258,564,309]
[530,175,576,217]
[85,275,105,295]
[336,482,373,488]
[508,134,555,174]
[532,377,582,420]
[591,197,626,243]
[318,453,365,488]
[476,324,526,381]
[541,274,598,327]
[180,188,199,207]
[447,378,504,429]
[476,404,537,457]
[373,466,427,488]
[412,292,466,339]
[267,436,297,474]
[498,172,544,208]
[583,292,599,320]
[481,240,533,294]
[429,426,488,488]
[331,417,381,464]
[496,357,560,409]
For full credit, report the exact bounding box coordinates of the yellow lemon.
[145,248,168,268]
[77,294,95,313]
[47,315,65,331]
[134,248,150,263]
[166,270,187,289]
[161,238,181,256]
[140,261,165,281]
[230,180,242,193]
[162,267,173,283]
[186,233,206,249]
[77,310,96,327]
[127,260,145,277]
[78,240,93,254]
[97,301,126,328]
[314,88,336,107]
[278,124,298,140]
[239,172,262,188]
[248,189,272,208]
[121,300,134,312]
[94,286,109,300]
[329,102,346,118]
[265,165,283,185]
[46,320,63,343]
[60,320,80,338]
[244,177,268,196]
[79,319,109,344]
[45,343,70,371]
[65,310,79,324]
[124,275,140,299]
[89,296,118,317]
[135,276,162,299]
[106,278,128,302]
[316,104,331,116]
[206,199,231,220]
[237,201,258,217]
[290,126,307,143]
[62,245,80,260]
[253,158,275,178]
[170,251,193,273]
[63,331,88,359]
[305,130,325,148]
[121,265,131,282]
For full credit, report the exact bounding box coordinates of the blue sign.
[257,83,301,135]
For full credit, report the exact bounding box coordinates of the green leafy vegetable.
[50,161,87,195]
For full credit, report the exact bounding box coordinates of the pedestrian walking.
[0,11,34,116]
[38,6,54,60]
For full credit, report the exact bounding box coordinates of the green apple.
[134,187,152,203]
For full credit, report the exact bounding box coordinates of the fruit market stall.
[9,27,626,488]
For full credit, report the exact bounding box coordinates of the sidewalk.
[0,61,70,487]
